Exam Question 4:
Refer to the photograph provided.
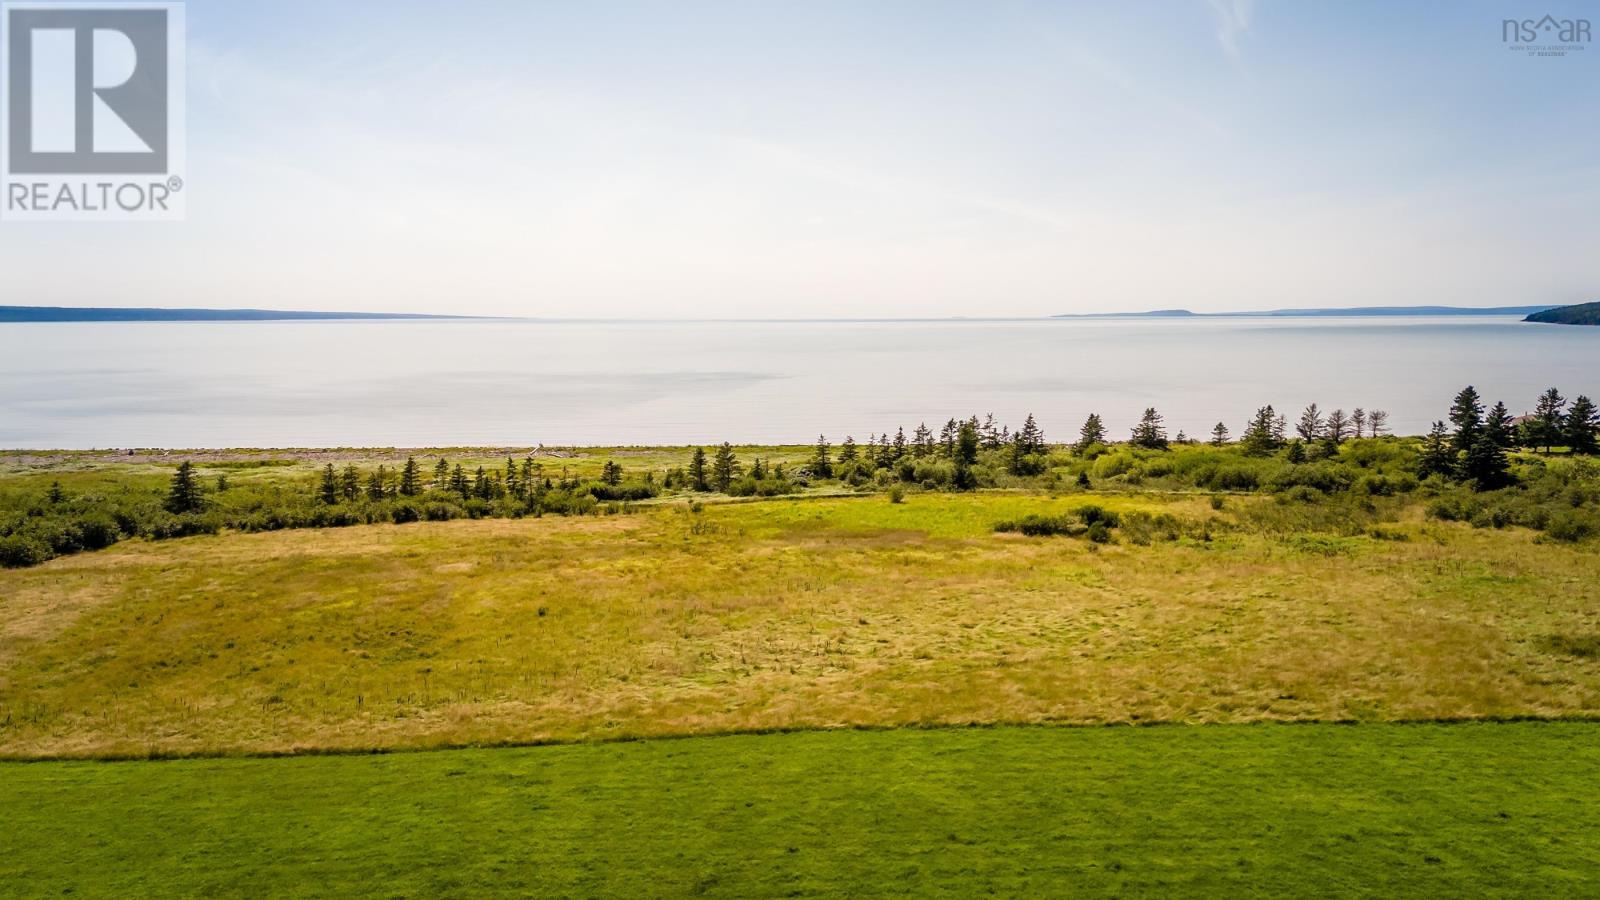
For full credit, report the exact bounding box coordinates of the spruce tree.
[1285,438,1307,464]
[953,421,980,489]
[1463,433,1510,491]
[712,443,739,492]
[434,458,450,490]
[47,481,65,504]
[1130,408,1168,450]
[1016,414,1045,455]
[400,457,422,496]
[1565,395,1599,455]
[341,464,360,500]
[1485,402,1515,451]
[940,419,959,457]
[1368,410,1389,437]
[471,466,489,499]
[1240,406,1281,456]
[1351,408,1367,438]
[1210,422,1229,447]
[450,464,469,496]
[503,458,519,498]
[1325,409,1349,445]
[892,427,908,461]
[913,423,933,457]
[688,447,710,491]
[166,461,204,514]
[369,466,389,501]
[1530,387,1567,453]
[1448,386,1485,462]
[1075,414,1106,453]
[601,460,623,485]
[1418,421,1454,480]
[1296,404,1323,442]
[838,436,859,465]
[317,463,339,505]
[810,436,832,478]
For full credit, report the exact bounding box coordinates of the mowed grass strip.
[3,493,1600,757]
[3,722,1598,897]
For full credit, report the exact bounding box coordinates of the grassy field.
[4,722,1598,897]
[4,490,1599,757]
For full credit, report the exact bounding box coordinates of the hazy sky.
[3,0,1598,318]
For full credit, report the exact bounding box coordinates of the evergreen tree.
[1075,470,1091,489]
[1325,409,1349,445]
[521,458,537,497]
[400,457,422,496]
[1130,408,1168,450]
[810,435,833,478]
[1530,387,1567,453]
[1273,412,1289,445]
[688,447,710,491]
[953,421,980,489]
[1448,386,1485,462]
[601,460,623,485]
[433,458,450,490]
[369,466,390,501]
[876,433,892,467]
[892,427,909,461]
[317,463,339,506]
[1075,414,1106,453]
[450,464,469,496]
[1296,404,1323,442]
[1485,402,1515,451]
[913,422,934,457]
[1285,438,1307,464]
[750,457,767,480]
[1351,408,1367,438]
[47,481,65,504]
[1210,422,1229,446]
[1019,414,1046,455]
[712,442,739,492]
[503,458,519,498]
[214,474,228,493]
[1368,409,1389,437]
[1565,395,1599,455]
[1240,406,1281,456]
[940,419,959,457]
[1462,432,1510,490]
[166,461,204,514]
[1417,421,1454,480]
[980,414,1002,450]
[838,436,859,465]
[341,464,360,500]
[471,466,489,500]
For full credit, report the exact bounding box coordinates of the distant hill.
[0,306,473,323]
[1054,305,1560,319]
[1524,302,1600,326]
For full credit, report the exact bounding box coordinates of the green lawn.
[4,722,1597,897]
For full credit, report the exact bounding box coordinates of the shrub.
[0,534,52,568]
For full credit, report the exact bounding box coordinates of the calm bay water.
[1,317,1596,449]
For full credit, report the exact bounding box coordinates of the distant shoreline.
[0,306,479,323]
[1052,305,1561,319]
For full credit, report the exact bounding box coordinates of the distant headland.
[1524,301,1600,326]
[0,306,477,323]
[1053,305,1561,319]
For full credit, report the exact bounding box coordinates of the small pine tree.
[1285,438,1307,464]
[341,464,360,500]
[433,458,450,490]
[688,448,710,491]
[838,436,859,465]
[1240,406,1281,456]
[1368,410,1389,437]
[1015,414,1045,455]
[1351,408,1367,439]
[1530,387,1567,453]
[1075,414,1106,453]
[953,421,980,489]
[1130,408,1168,450]
[1075,470,1091,489]
[167,461,204,514]
[400,457,422,496]
[1485,402,1515,451]
[1417,421,1454,480]
[1565,395,1599,455]
[913,422,934,457]
[471,466,489,500]
[712,443,739,492]
[369,466,390,501]
[1325,409,1349,445]
[214,474,228,493]
[1210,422,1230,447]
[940,419,959,457]
[810,435,833,479]
[1449,386,1485,462]
[892,427,908,461]
[450,464,469,496]
[318,463,340,505]
[1463,433,1510,491]
[1296,404,1323,442]
[47,481,65,504]
[602,460,623,485]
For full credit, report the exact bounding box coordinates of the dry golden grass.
[2,492,1598,757]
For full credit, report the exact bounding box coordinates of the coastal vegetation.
[1525,300,1600,326]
